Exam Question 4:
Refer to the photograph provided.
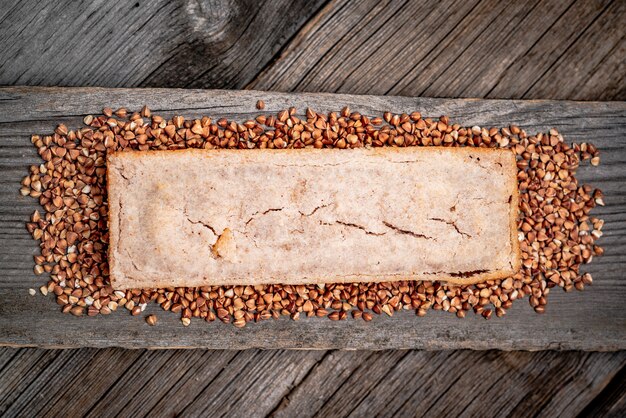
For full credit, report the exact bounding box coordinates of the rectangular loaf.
[107,147,521,290]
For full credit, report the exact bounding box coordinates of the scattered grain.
[146,314,158,326]
[21,105,604,327]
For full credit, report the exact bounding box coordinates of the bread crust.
[107,147,521,289]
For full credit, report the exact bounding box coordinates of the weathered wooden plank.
[485,0,615,99]
[2,348,621,417]
[82,349,181,417]
[0,349,57,415]
[85,350,239,418]
[0,87,624,350]
[0,348,19,374]
[249,0,482,94]
[398,0,555,98]
[518,354,626,418]
[304,350,411,417]
[580,365,626,418]
[270,351,626,417]
[0,0,327,89]
[269,351,374,418]
[176,350,325,417]
[524,0,626,100]
[571,38,626,102]
[0,349,139,416]
[35,349,144,417]
[415,0,615,99]
[395,351,626,418]
[0,349,322,417]
[248,0,626,101]
[80,351,176,417]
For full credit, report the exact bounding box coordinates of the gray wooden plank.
[570,33,626,102]
[70,349,321,418]
[269,351,626,417]
[248,0,483,94]
[485,0,614,99]
[0,349,137,417]
[0,86,624,350]
[82,349,179,418]
[269,351,375,418]
[0,349,56,415]
[418,0,584,98]
[1,349,622,417]
[306,350,410,417]
[395,0,553,98]
[85,350,238,418]
[389,352,625,418]
[298,0,483,95]
[0,0,327,89]
[580,364,626,418]
[175,350,325,418]
[0,348,19,374]
[246,0,625,100]
[524,0,626,100]
[144,0,330,90]
[36,349,144,418]
[530,354,626,418]
[407,351,625,418]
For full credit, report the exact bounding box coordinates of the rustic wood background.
[0,0,625,416]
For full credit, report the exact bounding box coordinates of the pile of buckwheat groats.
[21,104,604,327]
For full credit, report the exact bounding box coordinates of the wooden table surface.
[0,0,625,416]
[1,87,625,351]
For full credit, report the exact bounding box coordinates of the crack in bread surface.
[428,217,471,238]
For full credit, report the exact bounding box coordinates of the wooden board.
[1,347,622,417]
[0,86,625,350]
[248,0,626,101]
[269,351,626,418]
[2,0,626,415]
[0,0,327,90]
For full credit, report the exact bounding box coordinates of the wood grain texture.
[524,0,626,101]
[580,364,626,418]
[177,350,325,417]
[0,348,623,417]
[0,0,327,89]
[86,350,239,417]
[485,0,622,100]
[0,348,324,417]
[0,0,625,415]
[84,350,325,418]
[0,86,624,350]
[0,348,141,416]
[0,349,62,416]
[270,351,626,418]
[269,351,375,417]
[248,0,626,101]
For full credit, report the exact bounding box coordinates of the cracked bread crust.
[107,147,521,290]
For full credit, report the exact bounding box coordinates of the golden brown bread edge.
[106,147,521,288]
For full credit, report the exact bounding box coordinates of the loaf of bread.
[107,147,520,290]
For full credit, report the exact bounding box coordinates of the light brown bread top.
[107,147,520,290]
